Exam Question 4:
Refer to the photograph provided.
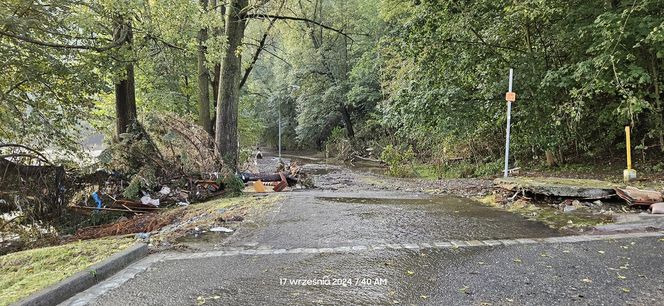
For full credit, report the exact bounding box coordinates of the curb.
[14,242,148,306]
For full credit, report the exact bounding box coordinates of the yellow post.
[623,126,636,182]
[625,126,632,170]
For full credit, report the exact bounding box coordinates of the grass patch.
[153,195,280,243]
[415,160,503,179]
[0,237,135,306]
[168,195,279,225]
[414,164,438,180]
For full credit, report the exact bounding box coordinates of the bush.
[218,168,244,196]
[324,127,352,160]
[380,145,416,177]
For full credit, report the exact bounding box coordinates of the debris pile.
[66,115,240,215]
[0,144,65,222]
[240,161,313,192]
[71,212,178,240]
[614,187,663,206]
[2,115,314,250]
[494,177,664,215]
[615,187,664,214]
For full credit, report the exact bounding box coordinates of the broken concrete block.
[651,203,664,214]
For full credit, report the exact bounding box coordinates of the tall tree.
[215,0,248,166]
[197,0,212,134]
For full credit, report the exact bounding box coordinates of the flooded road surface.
[66,154,664,306]
[215,194,560,251]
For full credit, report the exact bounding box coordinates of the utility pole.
[504,69,516,177]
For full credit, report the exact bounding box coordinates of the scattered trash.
[563,205,577,213]
[91,192,103,209]
[615,187,663,206]
[253,180,266,192]
[651,203,664,214]
[273,173,288,192]
[195,180,221,192]
[177,201,190,207]
[159,186,171,195]
[209,226,234,233]
[135,232,151,240]
[140,195,160,207]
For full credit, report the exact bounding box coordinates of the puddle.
[303,167,337,175]
[317,196,511,219]
[315,196,563,239]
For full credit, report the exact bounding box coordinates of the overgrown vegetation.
[246,0,664,174]
[380,145,416,177]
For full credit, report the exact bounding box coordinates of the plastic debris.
[91,191,103,209]
[159,186,171,195]
[140,195,160,207]
[135,232,151,240]
[210,227,233,233]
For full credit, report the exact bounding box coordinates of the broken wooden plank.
[494,177,618,199]
[615,187,663,206]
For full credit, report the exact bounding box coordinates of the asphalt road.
[63,157,664,306]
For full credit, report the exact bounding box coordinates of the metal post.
[278,103,282,160]
[504,68,513,177]
[625,126,632,170]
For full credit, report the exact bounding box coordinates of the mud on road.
[66,154,664,306]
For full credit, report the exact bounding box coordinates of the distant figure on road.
[256,147,263,159]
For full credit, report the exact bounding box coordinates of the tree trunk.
[210,63,220,134]
[340,106,354,138]
[114,20,136,136]
[339,35,354,139]
[210,0,224,135]
[545,149,557,167]
[197,0,212,134]
[214,0,247,167]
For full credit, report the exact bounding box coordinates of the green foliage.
[122,166,157,199]
[3,0,663,173]
[219,169,244,196]
[324,127,352,159]
[416,159,503,179]
[380,145,416,177]
[376,0,664,163]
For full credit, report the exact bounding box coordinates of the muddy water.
[180,153,559,250]
[314,196,562,241]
